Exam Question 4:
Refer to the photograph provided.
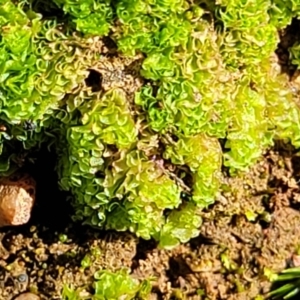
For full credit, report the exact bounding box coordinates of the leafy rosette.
[79,89,138,149]
[115,0,191,55]
[104,149,182,240]
[159,202,202,249]
[216,0,278,73]
[223,76,271,171]
[56,89,138,226]
[225,62,300,172]
[264,67,300,148]
[0,1,44,123]
[268,0,300,28]
[52,0,113,36]
[93,268,151,299]
[135,18,234,138]
[0,0,97,125]
[164,134,222,207]
[2,0,300,253]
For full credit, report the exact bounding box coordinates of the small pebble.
[0,173,36,227]
[14,292,40,300]
[18,273,28,283]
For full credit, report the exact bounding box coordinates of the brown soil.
[131,145,300,300]
[0,144,300,300]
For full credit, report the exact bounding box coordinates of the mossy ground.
[1,144,300,300]
[1,16,300,300]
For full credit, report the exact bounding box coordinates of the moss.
[1,0,300,250]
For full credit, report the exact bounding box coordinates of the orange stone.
[0,173,35,227]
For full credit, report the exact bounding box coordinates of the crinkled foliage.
[62,268,152,299]
[104,149,182,239]
[93,268,151,300]
[159,202,202,249]
[0,2,95,124]
[55,88,201,245]
[52,0,113,36]
[56,89,137,225]
[1,0,300,250]
[164,134,222,207]
[0,0,98,172]
[269,0,300,28]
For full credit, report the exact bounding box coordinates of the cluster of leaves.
[1,0,300,250]
[55,89,201,248]
[269,0,300,28]
[62,268,152,300]
[164,134,222,207]
[116,0,300,175]
[214,0,300,170]
[52,0,113,36]
[0,0,98,172]
[0,1,96,123]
